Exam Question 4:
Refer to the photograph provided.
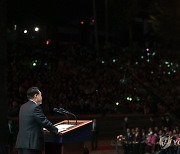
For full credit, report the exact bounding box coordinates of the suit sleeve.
[33,105,58,134]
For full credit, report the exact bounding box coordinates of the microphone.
[59,108,77,125]
[59,108,65,113]
[53,108,60,113]
[53,108,69,124]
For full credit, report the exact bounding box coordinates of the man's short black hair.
[27,87,39,100]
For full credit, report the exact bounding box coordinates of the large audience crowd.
[7,43,180,117]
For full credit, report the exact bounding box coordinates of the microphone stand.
[66,111,77,125]
[59,108,77,125]
[53,108,69,124]
[60,112,69,124]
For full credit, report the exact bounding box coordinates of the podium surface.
[44,120,92,154]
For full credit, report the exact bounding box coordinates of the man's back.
[16,101,44,150]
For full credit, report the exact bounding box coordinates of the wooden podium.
[44,120,92,154]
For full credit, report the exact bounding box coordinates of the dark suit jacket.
[15,101,58,151]
[124,132,133,143]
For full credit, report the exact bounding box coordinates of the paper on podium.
[56,124,74,133]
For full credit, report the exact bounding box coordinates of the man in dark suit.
[124,128,133,153]
[15,87,59,154]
